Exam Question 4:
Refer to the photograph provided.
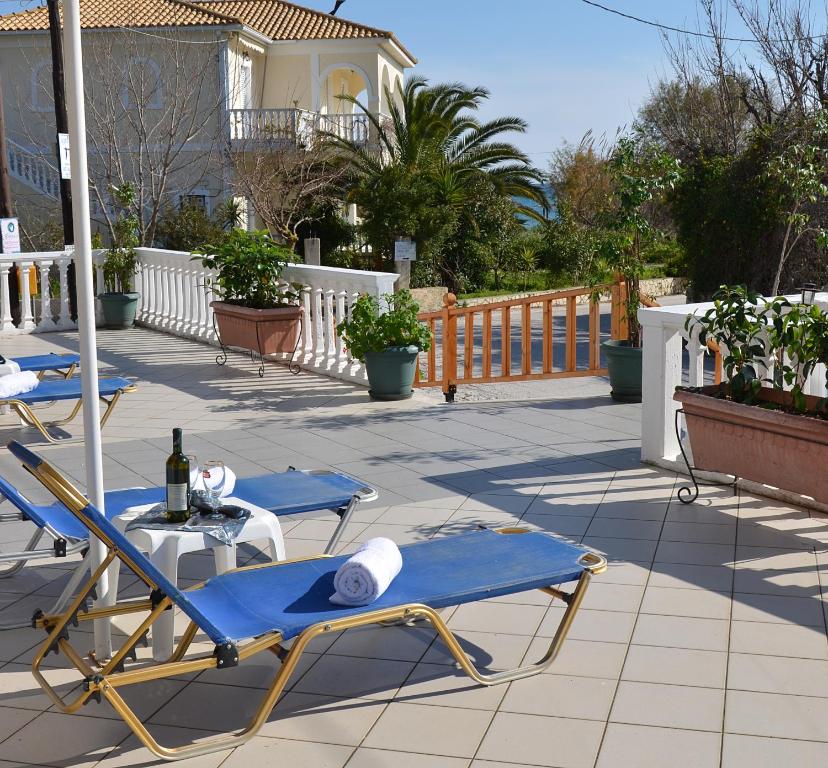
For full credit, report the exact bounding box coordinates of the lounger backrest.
[7,441,232,645]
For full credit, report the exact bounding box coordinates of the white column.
[65,0,110,658]
[17,261,36,331]
[0,263,14,331]
[36,260,57,331]
[56,257,73,329]
[640,311,684,464]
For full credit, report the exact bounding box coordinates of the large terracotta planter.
[674,385,828,504]
[210,301,301,356]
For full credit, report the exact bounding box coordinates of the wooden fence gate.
[415,282,627,401]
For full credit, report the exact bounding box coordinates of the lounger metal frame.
[2,384,135,444]
[23,454,606,762]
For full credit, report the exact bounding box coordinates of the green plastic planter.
[99,292,140,329]
[602,339,642,403]
[364,346,419,401]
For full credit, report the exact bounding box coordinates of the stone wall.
[411,286,449,313]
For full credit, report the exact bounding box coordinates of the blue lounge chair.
[0,466,376,627]
[8,439,605,761]
[7,353,81,379]
[0,376,135,443]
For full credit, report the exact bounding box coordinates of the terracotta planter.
[210,301,301,356]
[674,385,828,504]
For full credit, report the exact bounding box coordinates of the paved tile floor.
[0,329,826,767]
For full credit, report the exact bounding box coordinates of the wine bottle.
[165,427,190,523]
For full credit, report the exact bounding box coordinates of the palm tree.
[330,77,546,277]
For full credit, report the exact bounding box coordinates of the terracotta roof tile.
[0,0,415,61]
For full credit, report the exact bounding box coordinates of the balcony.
[227,108,373,147]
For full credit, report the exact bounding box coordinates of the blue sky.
[0,0,757,165]
[302,0,746,162]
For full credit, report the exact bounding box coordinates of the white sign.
[394,238,417,262]
[58,133,71,180]
[0,218,20,254]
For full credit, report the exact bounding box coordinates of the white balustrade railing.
[638,293,828,470]
[131,248,398,384]
[0,251,75,334]
[6,139,61,200]
[227,108,375,146]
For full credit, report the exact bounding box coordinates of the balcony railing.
[227,108,373,146]
[638,294,828,470]
[0,252,76,333]
[121,248,398,384]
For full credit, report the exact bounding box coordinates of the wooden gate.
[416,282,626,400]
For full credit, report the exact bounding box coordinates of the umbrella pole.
[63,0,111,659]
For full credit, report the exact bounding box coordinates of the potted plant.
[337,290,432,400]
[196,229,302,363]
[99,183,140,329]
[678,284,828,504]
[587,137,682,402]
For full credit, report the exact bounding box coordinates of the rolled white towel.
[0,371,39,399]
[330,537,403,606]
[190,464,236,497]
[0,360,21,376]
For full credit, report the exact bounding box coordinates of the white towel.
[190,464,236,497]
[0,361,21,376]
[0,371,39,399]
[330,537,403,606]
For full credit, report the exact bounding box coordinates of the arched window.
[31,60,53,113]
[122,57,163,109]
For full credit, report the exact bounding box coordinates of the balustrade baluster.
[0,262,14,331]
[36,260,56,331]
[299,288,312,356]
[312,288,324,356]
[687,327,705,388]
[542,300,553,374]
[56,257,72,329]
[324,289,335,358]
[17,262,35,331]
[335,291,346,362]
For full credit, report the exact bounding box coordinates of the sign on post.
[394,238,416,262]
[58,133,71,179]
[0,218,21,254]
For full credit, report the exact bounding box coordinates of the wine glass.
[202,460,225,520]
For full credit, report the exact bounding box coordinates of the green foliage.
[331,78,545,290]
[687,284,828,411]
[155,205,224,253]
[195,230,299,309]
[296,201,357,261]
[584,136,682,346]
[103,183,139,293]
[336,290,432,363]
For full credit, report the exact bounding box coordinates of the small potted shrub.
[678,285,828,504]
[337,290,431,400]
[196,229,302,358]
[99,183,140,329]
[586,137,681,402]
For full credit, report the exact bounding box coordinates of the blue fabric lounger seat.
[0,465,377,627]
[8,439,606,762]
[0,376,135,443]
[11,354,81,378]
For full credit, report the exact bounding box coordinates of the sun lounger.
[0,466,376,627]
[9,439,605,761]
[0,376,135,443]
[10,353,81,379]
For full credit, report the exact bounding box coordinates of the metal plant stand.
[674,408,738,504]
[212,314,301,378]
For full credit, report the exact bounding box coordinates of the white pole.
[63,0,111,658]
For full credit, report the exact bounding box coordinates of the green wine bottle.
[165,427,190,523]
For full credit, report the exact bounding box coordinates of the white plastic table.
[107,497,285,660]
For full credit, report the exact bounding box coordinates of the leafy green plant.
[688,285,828,413]
[585,136,682,346]
[102,183,139,293]
[685,285,771,404]
[195,230,300,309]
[336,290,432,363]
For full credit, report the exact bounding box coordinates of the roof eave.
[383,35,416,67]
